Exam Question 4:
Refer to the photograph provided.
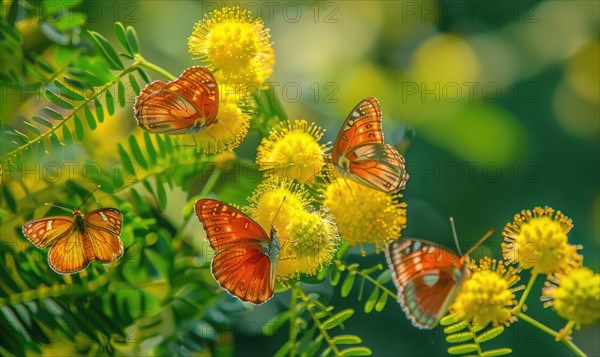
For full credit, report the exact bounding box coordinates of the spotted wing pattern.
[332,97,409,192]
[22,217,75,248]
[85,208,124,263]
[134,66,219,134]
[385,238,468,329]
[23,208,124,275]
[194,199,276,304]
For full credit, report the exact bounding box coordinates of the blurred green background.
[3,0,599,356]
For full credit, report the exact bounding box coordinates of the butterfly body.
[195,199,280,305]
[22,208,124,274]
[260,227,281,290]
[331,97,409,193]
[385,238,468,329]
[134,66,219,135]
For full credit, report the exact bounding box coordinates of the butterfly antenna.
[78,185,101,210]
[44,203,73,213]
[459,229,495,264]
[450,217,463,256]
[271,196,287,227]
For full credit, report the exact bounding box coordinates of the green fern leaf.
[2,185,17,213]
[155,176,167,211]
[480,348,512,356]
[94,99,104,123]
[84,105,97,130]
[364,288,378,313]
[447,344,478,355]
[443,321,470,334]
[128,136,148,169]
[126,26,140,54]
[74,115,84,140]
[88,31,124,70]
[114,22,131,54]
[446,331,475,343]
[62,125,73,146]
[137,68,150,83]
[321,309,353,330]
[143,132,158,163]
[338,346,372,356]
[374,289,388,312]
[23,121,41,136]
[340,271,356,298]
[45,90,72,110]
[475,326,505,343]
[43,108,63,120]
[105,90,115,115]
[332,335,362,345]
[129,73,140,95]
[33,116,53,128]
[54,80,85,101]
[117,80,126,107]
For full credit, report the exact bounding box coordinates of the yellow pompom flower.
[322,177,407,251]
[450,258,521,327]
[277,209,340,281]
[192,100,250,153]
[188,6,274,92]
[256,120,330,184]
[502,207,581,275]
[245,178,340,282]
[246,177,311,228]
[542,267,600,326]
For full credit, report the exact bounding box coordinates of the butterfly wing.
[134,66,219,134]
[346,143,409,192]
[332,97,383,164]
[194,199,270,251]
[22,216,75,248]
[212,245,274,304]
[47,229,89,274]
[84,208,124,263]
[385,239,467,329]
[195,199,275,304]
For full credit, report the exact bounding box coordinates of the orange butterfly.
[385,238,468,329]
[194,199,280,305]
[385,226,493,329]
[22,206,123,274]
[331,97,409,193]
[134,66,219,134]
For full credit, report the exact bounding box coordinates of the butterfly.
[385,238,469,329]
[330,97,409,193]
[134,66,219,134]
[194,198,280,305]
[22,207,124,274]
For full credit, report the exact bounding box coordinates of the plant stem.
[517,312,586,357]
[512,272,538,313]
[468,324,484,356]
[289,283,300,357]
[135,54,176,80]
[298,288,341,356]
[339,261,397,300]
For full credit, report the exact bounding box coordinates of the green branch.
[3,64,139,160]
[298,287,341,356]
[135,54,176,80]
[338,261,396,300]
[516,313,586,357]
[289,283,300,357]
[0,269,113,306]
[512,273,538,314]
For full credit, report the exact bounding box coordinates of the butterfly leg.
[342,177,356,201]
